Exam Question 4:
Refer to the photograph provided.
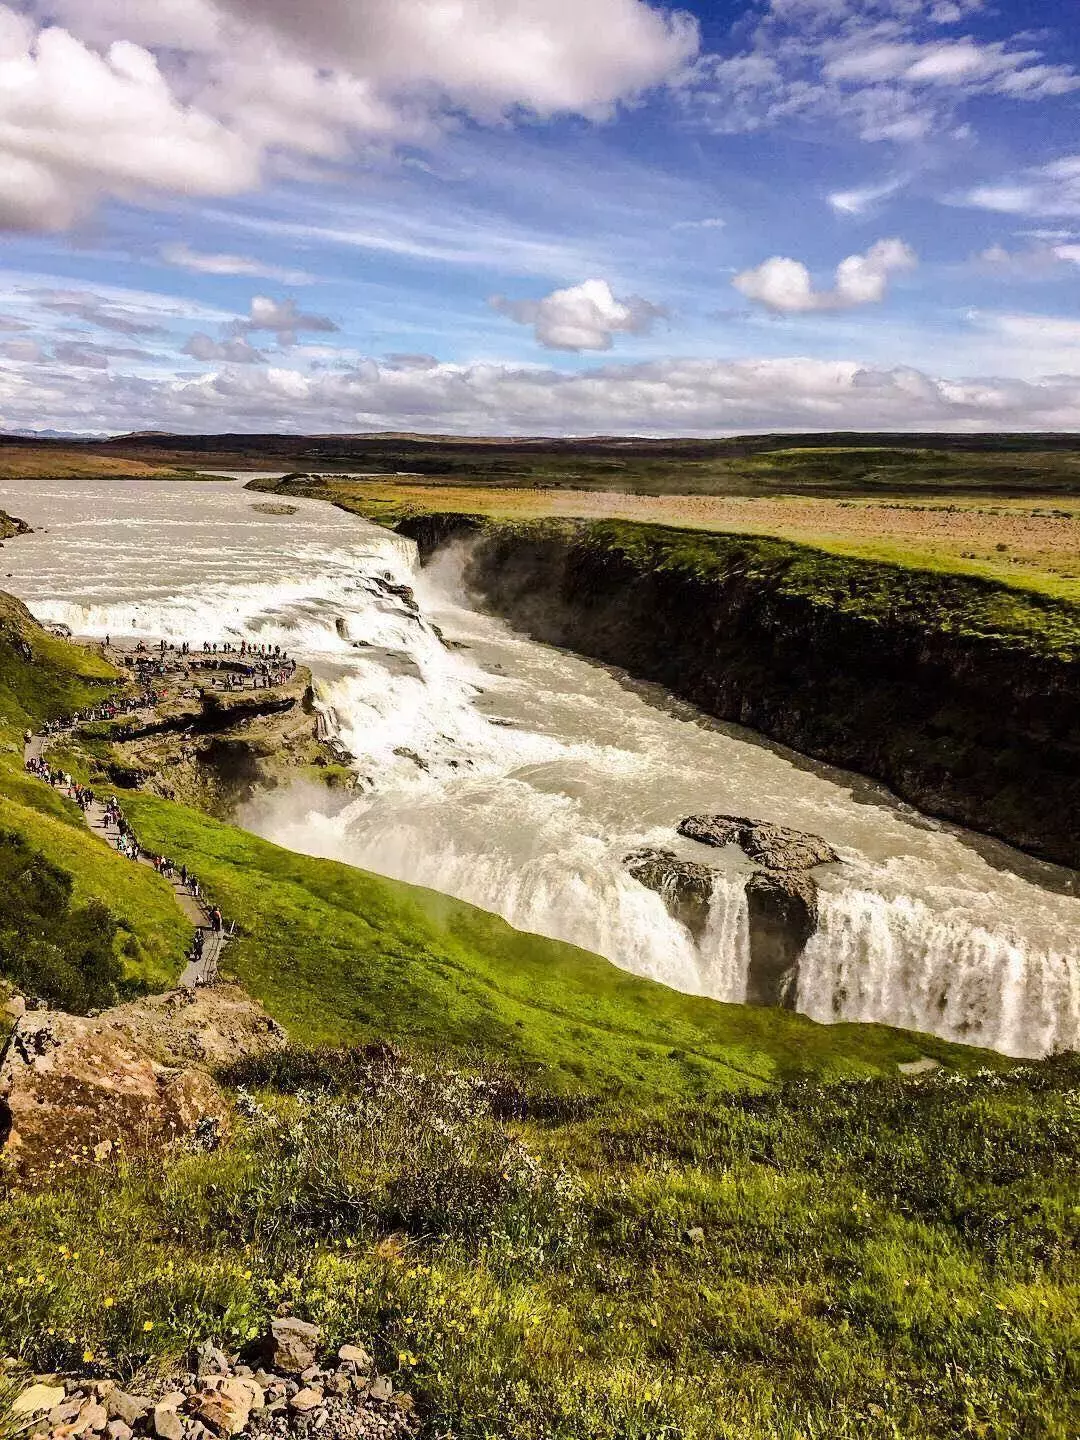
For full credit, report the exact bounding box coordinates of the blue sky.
[0,0,1078,434]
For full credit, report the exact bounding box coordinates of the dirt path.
[24,730,225,988]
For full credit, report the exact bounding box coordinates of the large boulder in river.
[677,814,838,872]
[624,848,716,942]
[744,871,818,1008]
[0,985,285,1183]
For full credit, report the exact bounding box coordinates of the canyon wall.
[399,515,1080,870]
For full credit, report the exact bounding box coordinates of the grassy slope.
[252,470,1080,606]
[0,1050,1074,1439]
[118,790,997,1099]
[0,597,188,990]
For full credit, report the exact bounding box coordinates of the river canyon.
[0,474,1076,1059]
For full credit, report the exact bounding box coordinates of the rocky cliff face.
[401,517,1080,870]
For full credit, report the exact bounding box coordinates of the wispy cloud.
[160,243,317,285]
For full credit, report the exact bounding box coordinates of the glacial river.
[1,475,1077,1058]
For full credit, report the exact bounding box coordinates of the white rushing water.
[1,475,1077,1058]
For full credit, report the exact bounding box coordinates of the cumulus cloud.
[239,295,339,346]
[0,11,260,230]
[733,239,916,313]
[183,332,265,364]
[1,0,697,231]
[160,243,315,285]
[491,279,666,351]
[208,0,698,118]
[4,351,1080,437]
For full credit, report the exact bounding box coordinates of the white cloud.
[971,241,1080,279]
[491,279,667,351]
[2,0,698,231]
[684,1,1079,143]
[958,155,1080,218]
[239,295,339,345]
[828,176,906,216]
[208,0,699,119]
[183,332,265,364]
[671,216,727,231]
[4,350,1080,437]
[0,13,260,230]
[733,239,916,313]
[160,243,316,285]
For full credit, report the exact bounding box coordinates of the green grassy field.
[0,1045,1074,1439]
[0,597,188,993]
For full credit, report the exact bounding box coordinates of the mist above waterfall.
[1,474,1077,1058]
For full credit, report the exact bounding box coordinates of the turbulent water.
[1,475,1077,1058]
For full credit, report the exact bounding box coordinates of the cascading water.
[0,474,1076,1058]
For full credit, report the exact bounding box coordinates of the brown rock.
[187,1380,258,1438]
[106,1394,152,1427]
[269,1316,321,1374]
[337,1343,372,1370]
[744,870,819,1008]
[289,1388,323,1413]
[73,1400,108,1434]
[678,815,838,872]
[152,1406,183,1440]
[623,848,717,941]
[0,986,285,1182]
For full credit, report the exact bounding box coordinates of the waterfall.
[797,887,1080,1058]
[3,475,1077,1058]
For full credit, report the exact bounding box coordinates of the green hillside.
[119,791,995,1097]
[0,596,188,995]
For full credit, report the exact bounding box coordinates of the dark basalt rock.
[678,814,838,872]
[625,839,823,1010]
[624,847,717,942]
[744,870,819,1008]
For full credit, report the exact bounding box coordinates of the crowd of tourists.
[114,635,298,693]
[23,752,95,814]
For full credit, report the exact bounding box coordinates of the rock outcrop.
[677,814,838,871]
[624,848,717,942]
[675,814,836,1008]
[624,817,838,1009]
[0,508,31,541]
[0,985,285,1182]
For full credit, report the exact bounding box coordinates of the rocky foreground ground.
[5,1318,416,1440]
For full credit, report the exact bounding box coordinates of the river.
[1,475,1076,1058]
